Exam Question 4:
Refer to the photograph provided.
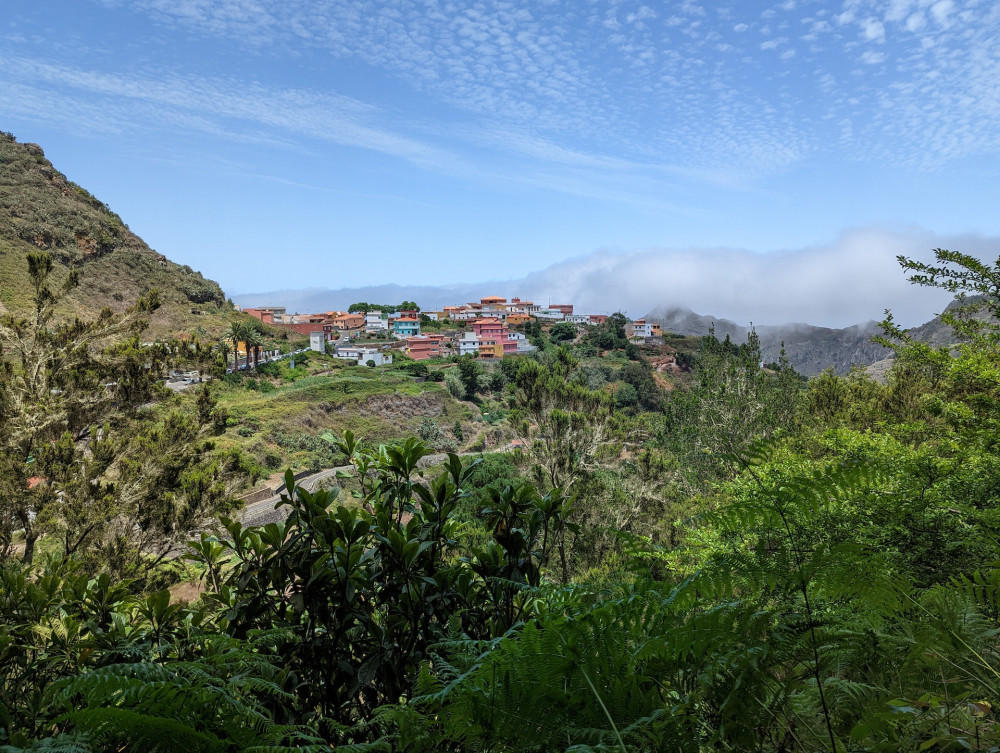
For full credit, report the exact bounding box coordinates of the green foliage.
[348,300,420,314]
[0,254,249,572]
[183,436,572,741]
[586,312,629,351]
[456,355,481,400]
[898,247,1000,343]
[548,320,577,343]
[659,327,800,487]
[613,381,638,408]
[9,245,1000,752]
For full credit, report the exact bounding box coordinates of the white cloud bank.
[512,228,999,328]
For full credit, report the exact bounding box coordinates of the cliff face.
[0,132,231,338]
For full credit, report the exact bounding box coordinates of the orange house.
[404,334,443,360]
[331,313,364,331]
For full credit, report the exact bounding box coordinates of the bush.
[614,382,638,408]
[418,418,443,444]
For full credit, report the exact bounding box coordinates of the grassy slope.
[0,132,234,339]
[198,354,481,475]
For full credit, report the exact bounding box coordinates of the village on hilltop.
[238,295,662,366]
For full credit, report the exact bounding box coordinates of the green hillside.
[0,131,234,338]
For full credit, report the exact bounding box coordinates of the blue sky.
[2,0,999,325]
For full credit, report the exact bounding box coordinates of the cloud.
[0,56,450,167]
[14,0,1000,183]
[236,228,991,330]
[510,228,992,328]
[861,17,885,42]
[931,0,954,27]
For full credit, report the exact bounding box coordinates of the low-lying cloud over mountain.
[235,228,997,329]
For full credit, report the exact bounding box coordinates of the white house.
[335,346,392,366]
[365,312,388,333]
[565,314,592,325]
[507,331,537,354]
[458,331,480,357]
[534,309,565,320]
[627,319,662,340]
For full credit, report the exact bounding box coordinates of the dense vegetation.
[5,249,1000,751]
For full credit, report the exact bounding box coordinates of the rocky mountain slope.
[0,132,232,339]
[647,306,894,376]
[647,300,991,376]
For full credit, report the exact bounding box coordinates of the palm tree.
[244,325,265,370]
[225,321,250,370]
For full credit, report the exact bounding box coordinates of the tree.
[188,438,570,739]
[614,382,639,409]
[586,312,628,350]
[0,253,159,561]
[898,247,1000,342]
[549,321,577,343]
[224,320,250,369]
[456,356,481,400]
[0,252,253,569]
[244,322,265,369]
[216,337,232,373]
[661,327,800,487]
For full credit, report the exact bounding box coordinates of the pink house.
[472,318,517,357]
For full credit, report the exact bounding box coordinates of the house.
[404,334,442,360]
[393,317,421,338]
[511,298,540,314]
[331,313,364,331]
[479,296,508,317]
[458,331,480,357]
[565,314,592,325]
[243,306,287,324]
[507,331,537,354]
[589,314,608,325]
[476,336,504,359]
[274,315,335,341]
[535,309,565,320]
[551,304,574,315]
[365,311,388,333]
[392,315,421,337]
[626,319,662,340]
[471,318,517,357]
[335,345,392,366]
[506,313,532,326]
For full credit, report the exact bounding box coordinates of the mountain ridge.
[0,132,233,339]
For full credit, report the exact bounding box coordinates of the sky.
[2,0,999,326]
